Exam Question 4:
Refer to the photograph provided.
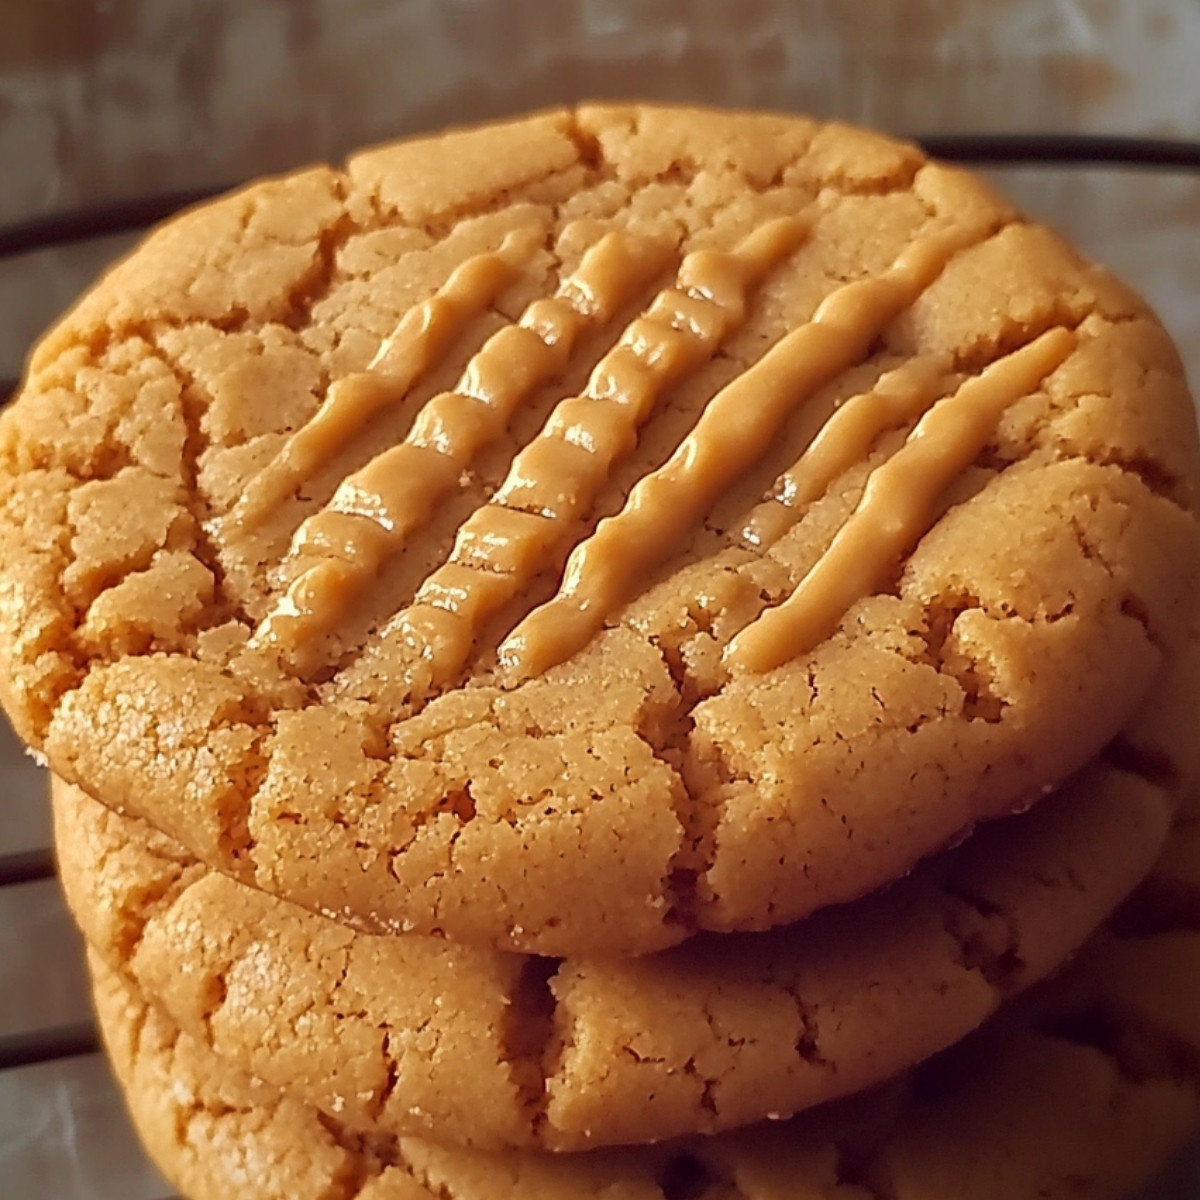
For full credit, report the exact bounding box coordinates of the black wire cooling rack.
[1,131,1198,1198]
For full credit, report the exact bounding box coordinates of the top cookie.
[2,105,1198,956]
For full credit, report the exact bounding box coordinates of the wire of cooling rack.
[0,847,56,887]
[1,134,1198,1200]
[917,132,1200,168]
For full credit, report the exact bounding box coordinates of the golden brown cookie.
[88,805,1200,1200]
[53,627,1200,1152]
[6,105,1200,956]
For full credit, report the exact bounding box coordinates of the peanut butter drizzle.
[726,326,1076,672]
[251,230,670,655]
[499,219,991,682]
[739,356,947,550]
[232,228,539,534]
[386,215,812,677]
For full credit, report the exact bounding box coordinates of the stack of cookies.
[2,106,1200,1199]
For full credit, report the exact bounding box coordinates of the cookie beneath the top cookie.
[53,622,1200,1151]
[88,794,1200,1200]
[5,105,1200,955]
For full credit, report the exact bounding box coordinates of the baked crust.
[4,105,1198,954]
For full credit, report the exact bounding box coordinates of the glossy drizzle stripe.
[253,228,673,660]
[728,327,1077,671]
[381,214,812,682]
[231,228,540,535]
[500,217,995,680]
[738,356,950,551]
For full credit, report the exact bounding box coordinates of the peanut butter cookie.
[88,796,1200,1199]
[5,106,1199,954]
[54,623,1200,1151]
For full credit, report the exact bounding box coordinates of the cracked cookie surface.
[53,623,1200,1151]
[89,785,1200,1199]
[5,105,1200,955]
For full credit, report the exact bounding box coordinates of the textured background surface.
[1,1,1199,1195]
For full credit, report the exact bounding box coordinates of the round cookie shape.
[4,105,1200,955]
[90,803,1200,1200]
[53,630,1200,1152]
